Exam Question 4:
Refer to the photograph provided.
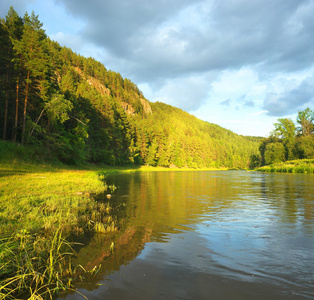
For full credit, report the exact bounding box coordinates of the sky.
[1,0,314,137]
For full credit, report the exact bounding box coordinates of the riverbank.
[0,160,227,236]
[0,144,229,299]
[256,158,314,173]
[0,160,116,299]
[0,156,228,236]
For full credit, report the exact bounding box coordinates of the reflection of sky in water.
[138,172,314,293]
[61,171,314,300]
[195,195,314,288]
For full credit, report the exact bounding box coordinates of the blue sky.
[1,0,314,137]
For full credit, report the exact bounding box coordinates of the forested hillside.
[0,7,260,168]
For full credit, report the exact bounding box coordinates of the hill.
[0,7,260,169]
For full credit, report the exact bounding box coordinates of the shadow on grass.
[0,169,30,177]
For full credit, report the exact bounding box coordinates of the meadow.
[0,143,116,299]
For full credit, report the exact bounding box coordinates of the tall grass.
[0,228,100,299]
[0,151,118,299]
[257,159,314,173]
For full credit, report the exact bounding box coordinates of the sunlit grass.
[0,165,109,235]
[0,162,115,299]
[0,156,229,299]
[0,228,101,300]
[257,159,314,173]
[100,165,228,174]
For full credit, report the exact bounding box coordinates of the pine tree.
[0,7,23,141]
[13,11,49,144]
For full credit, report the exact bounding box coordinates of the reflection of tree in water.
[64,171,235,294]
[66,224,153,294]
[259,172,314,228]
[64,171,314,296]
[65,183,155,293]
[72,172,242,263]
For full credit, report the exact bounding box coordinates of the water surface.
[62,171,314,300]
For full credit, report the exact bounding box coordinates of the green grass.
[0,141,119,299]
[0,164,115,299]
[0,139,232,299]
[0,228,101,300]
[257,159,314,173]
[0,166,111,235]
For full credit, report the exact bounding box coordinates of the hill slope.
[0,7,260,168]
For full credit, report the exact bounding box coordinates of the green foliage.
[296,107,314,136]
[249,154,262,169]
[258,108,314,166]
[294,135,314,159]
[257,159,314,173]
[264,142,285,165]
[272,118,296,142]
[0,7,260,169]
[46,93,72,124]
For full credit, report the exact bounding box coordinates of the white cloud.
[2,0,314,137]
[50,32,83,50]
[250,110,268,116]
[141,74,212,112]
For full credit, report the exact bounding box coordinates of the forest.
[257,107,314,166]
[0,7,261,169]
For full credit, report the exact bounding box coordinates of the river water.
[61,171,314,300]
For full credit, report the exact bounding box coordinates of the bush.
[264,142,285,165]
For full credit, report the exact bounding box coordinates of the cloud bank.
[2,0,314,135]
[54,0,314,113]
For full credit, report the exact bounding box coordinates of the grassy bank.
[256,159,314,173]
[0,139,231,299]
[0,141,119,299]
[0,163,118,299]
[0,168,112,235]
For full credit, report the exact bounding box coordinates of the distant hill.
[0,7,260,168]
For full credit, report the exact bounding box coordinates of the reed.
[0,163,116,299]
[0,228,100,300]
[93,221,117,234]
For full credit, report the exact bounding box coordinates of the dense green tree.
[296,107,314,136]
[249,154,262,169]
[272,118,297,161]
[259,108,314,165]
[0,7,24,141]
[0,21,10,140]
[265,142,285,165]
[294,135,314,159]
[272,118,296,141]
[13,11,49,144]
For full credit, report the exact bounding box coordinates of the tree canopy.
[0,6,261,168]
[258,107,314,165]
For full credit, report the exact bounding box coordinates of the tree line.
[0,7,260,168]
[255,108,314,166]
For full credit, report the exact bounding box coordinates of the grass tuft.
[0,228,100,299]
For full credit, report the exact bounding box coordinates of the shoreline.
[0,159,312,298]
[256,159,314,173]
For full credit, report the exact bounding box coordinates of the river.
[61,170,314,300]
